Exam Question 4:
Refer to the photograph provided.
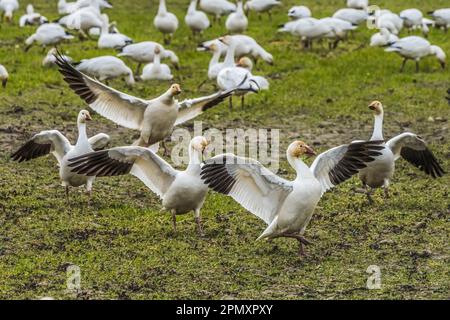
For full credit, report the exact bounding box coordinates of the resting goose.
[68,136,210,235]
[370,28,398,47]
[11,110,110,202]
[0,0,19,23]
[199,0,236,22]
[118,41,180,75]
[19,4,48,27]
[385,36,446,72]
[98,14,133,49]
[428,8,450,32]
[356,101,445,203]
[74,56,135,86]
[55,53,250,152]
[154,0,179,45]
[287,6,311,20]
[201,140,384,256]
[43,48,73,67]
[0,64,8,88]
[185,0,210,37]
[244,0,281,20]
[24,23,74,52]
[225,1,248,34]
[140,46,173,81]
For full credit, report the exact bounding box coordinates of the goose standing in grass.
[55,54,250,152]
[62,6,104,39]
[201,140,384,256]
[68,136,210,235]
[320,17,358,49]
[185,0,210,37]
[154,0,179,45]
[346,0,368,10]
[332,8,367,25]
[11,110,110,203]
[370,28,398,47]
[278,17,318,34]
[74,56,135,86]
[140,46,173,81]
[244,0,281,20]
[98,14,133,49]
[0,64,8,88]
[118,41,180,75]
[287,6,311,20]
[24,23,74,52]
[19,4,48,27]
[225,1,247,34]
[355,101,444,203]
[385,36,446,72]
[199,0,236,23]
[43,48,73,67]
[400,8,429,36]
[0,0,19,23]
[292,18,334,49]
[428,8,450,32]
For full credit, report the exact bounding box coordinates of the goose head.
[190,136,210,154]
[368,100,384,115]
[287,140,316,160]
[154,46,161,55]
[219,35,233,46]
[236,57,253,71]
[169,83,182,96]
[77,110,92,124]
[429,45,446,69]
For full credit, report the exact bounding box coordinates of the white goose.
[332,8,368,25]
[68,136,210,235]
[385,36,446,72]
[19,4,48,27]
[201,140,384,255]
[0,64,8,88]
[43,48,73,67]
[199,0,236,22]
[140,46,173,81]
[346,0,368,10]
[74,55,135,86]
[58,0,79,15]
[25,23,74,52]
[370,28,398,47]
[98,14,133,49]
[11,110,110,202]
[225,1,248,34]
[118,41,180,75]
[63,6,104,39]
[244,0,281,20]
[428,8,450,31]
[0,0,19,23]
[369,11,403,35]
[356,101,444,203]
[287,6,312,20]
[204,42,224,80]
[320,17,358,49]
[154,0,179,45]
[292,18,335,49]
[55,54,250,151]
[185,0,210,37]
[278,17,318,34]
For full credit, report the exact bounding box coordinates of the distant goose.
[287,6,311,20]
[292,18,334,49]
[154,0,179,44]
[98,14,133,49]
[346,0,368,10]
[0,0,19,23]
[332,8,367,25]
[370,28,398,47]
[368,11,403,35]
[19,4,48,27]
[11,110,110,202]
[278,17,318,34]
[199,0,236,22]
[356,101,444,203]
[63,6,104,39]
[385,36,446,72]
[68,136,210,235]
[201,140,383,256]
[25,23,74,52]
[244,0,281,20]
[428,8,450,31]
[140,46,173,81]
[43,48,73,67]
[320,17,358,48]
[400,8,423,30]
[225,0,247,33]
[74,55,135,86]
[58,0,112,15]
[58,0,79,15]
[185,0,210,37]
[0,64,8,88]
[118,41,180,74]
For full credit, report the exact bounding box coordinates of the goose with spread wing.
[201,140,384,256]
[68,136,210,235]
[356,101,445,203]
[54,53,250,153]
[11,110,110,202]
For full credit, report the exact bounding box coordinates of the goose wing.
[201,154,293,224]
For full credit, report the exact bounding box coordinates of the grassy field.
[0,0,449,300]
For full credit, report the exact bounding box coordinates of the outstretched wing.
[201,154,293,225]
[11,130,72,164]
[310,140,385,194]
[68,146,177,198]
[387,133,444,178]
[88,133,110,151]
[54,52,148,130]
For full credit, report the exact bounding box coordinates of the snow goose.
[0,64,8,88]
[43,48,73,67]
[400,8,430,36]
[244,0,281,20]
[346,0,368,10]
[369,11,403,35]
[204,42,224,80]
[98,14,133,49]
[385,36,446,72]
[287,6,311,20]
[140,46,173,81]
[58,0,79,15]
[24,23,74,52]
[370,28,398,47]
[199,0,236,22]
[292,18,335,49]
[58,0,112,15]
[19,4,48,27]
[332,8,367,25]
[320,17,358,49]
[68,136,210,235]
[11,110,110,202]
[225,1,248,34]
[428,8,450,31]
[55,53,251,152]
[63,6,104,39]
[154,0,179,45]
[278,17,318,34]
[0,0,19,23]
[118,41,180,75]
[185,0,210,37]
[356,101,444,203]
[74,55,135,86]
[201,140,384,255]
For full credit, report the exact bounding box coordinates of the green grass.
[0,0,449,299]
